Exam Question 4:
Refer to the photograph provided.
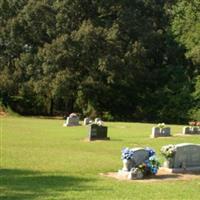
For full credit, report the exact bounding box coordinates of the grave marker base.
[160,166,200,173]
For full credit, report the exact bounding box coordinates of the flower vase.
[164,157,174,168]
[122,159,132,171]
[128,168,144,180]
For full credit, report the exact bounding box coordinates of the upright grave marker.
[94,118,101,124]
[161,143,200,172]
[63,113,80,126]
[118,147,160,180]
[88,123,109,141]
[151,123,171,138]
[83,117,92,125]
[182,121,200,135]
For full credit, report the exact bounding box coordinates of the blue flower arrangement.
[121,148,135,160]
[145,155,160,175]
[145,147,155,157]
[121,147,160,177]
[137,155,160,175]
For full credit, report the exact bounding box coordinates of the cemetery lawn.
[1,116,200,200]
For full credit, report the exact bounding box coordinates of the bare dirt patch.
[100,168,200,182]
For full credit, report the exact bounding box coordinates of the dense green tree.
[0,0,198,123]
[171,0,200,121]
[171,0,200,65]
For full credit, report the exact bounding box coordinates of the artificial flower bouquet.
[156,123,166,129]
[160,144,176,158]
[121,147,160,178]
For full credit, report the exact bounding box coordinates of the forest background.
[0,0,200,123]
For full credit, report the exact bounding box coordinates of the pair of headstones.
[83,117,102,125]
[151,127,171,138]
[182,126,200,135]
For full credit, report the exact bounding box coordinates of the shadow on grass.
[152,174,181,179]
[0,168,98,200]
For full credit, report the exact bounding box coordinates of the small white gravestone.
[63,113,80,126]
[94,118,101,124]
[83,117,91,125]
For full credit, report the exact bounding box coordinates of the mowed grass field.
[1,116,200,200]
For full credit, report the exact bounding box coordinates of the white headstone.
[94,118,101,123]
[83,117,91,125]
[63,113,80,126]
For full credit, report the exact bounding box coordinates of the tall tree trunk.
[49,98,54,115]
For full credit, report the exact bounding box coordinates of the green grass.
[1,116,200,200]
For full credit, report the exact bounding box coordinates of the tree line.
[0,0,199,123]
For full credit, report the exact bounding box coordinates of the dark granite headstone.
[88,124,109,140]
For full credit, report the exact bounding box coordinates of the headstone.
[162,143,200,172]
[151,127,171,138]
[120,148,150,172]
[182,126,200,134]
[161,127,170,136]
[94,118,101,123]
[118,147,159,180]
[83,117,91,125]
[174,143,200,168]
[182,126,190,134]
[191,127,199,134]
[88,124,109,141]
[63,113,80,126]
[151,127,160,138]
[130,148,149,167]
